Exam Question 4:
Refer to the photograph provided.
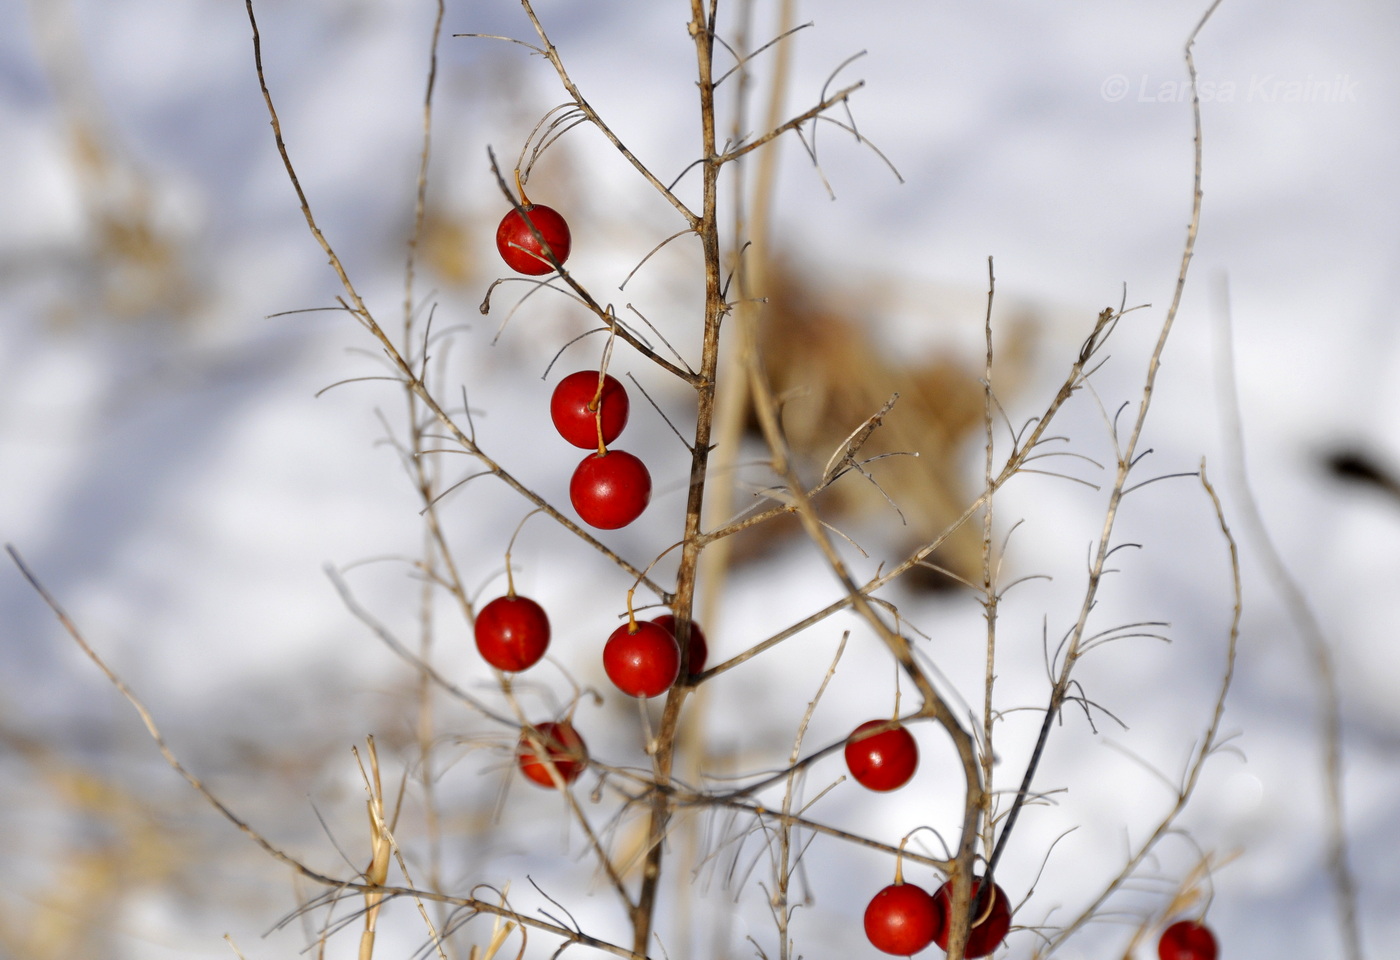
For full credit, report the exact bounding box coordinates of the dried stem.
[402,0,450,910]
[738,225,986,958]
[515,0,698,226]
[13,539,658,957]
[979,256,1000,864]
[57,3,1261,957]
[774,634,848,960]
[981,0,1223,930]
[1034,462,1243,954]
[628,4,726,950]
[244,0,668,599]
[8,546,346,886]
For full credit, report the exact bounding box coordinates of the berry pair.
[864,878,1011,957]
[551,371,652,530]
[603,614,708,699]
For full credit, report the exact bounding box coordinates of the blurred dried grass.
[0,730,185,960]
[29,0,198,329]
[741,261,1039,589]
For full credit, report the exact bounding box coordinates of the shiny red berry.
[844,720,919,791]
[570,450,651,529]
[495,204,571,275]
[516,721,587,788]
[1158,920,1218,960]
[864,882,943,956]
[649,614,708,675]
[551,371,629,449]
[932,879,1011,959]
[603,620,680,698]
[474,595,550,672]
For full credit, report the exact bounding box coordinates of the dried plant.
[14,1,1369,959]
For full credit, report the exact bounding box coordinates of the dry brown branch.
[626,3,728,948]
[244,0,668,599]
[982,2,1223,942]
[772,633,848,960]
[8,545,347,888]
[513,0,698,225]
[10,545,656,956]
[713,80,865,165]
[481,151,697,383]
[1033,462,1243,955]
[695,302,1125,687]
[978,256,1002,859]
[738,241,986,957]
[38,2,1270,957]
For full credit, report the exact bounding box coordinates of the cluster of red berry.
[509,615,710,789]
[846,721,1217,958]
[865,878,1011,959]
[865,872,1215,959]
[480,202,708,787]
[847,720,1013,957]
[552,370,652,529]
[603,614,707,699]
[489,610,707,788]
[493,199,1223,960]
[498,202,654,532]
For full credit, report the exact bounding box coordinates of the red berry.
[1158,920,1218,960]
[551,371,630,449]
[650,614,708,675]
[864,882,943,956]
[496,204,571,275]
[516,721,587,788]
[603,620,680,698]
[570,450,651,529]
[474,595,550,672]
[932,879,1011,959]
[844,720,919,792]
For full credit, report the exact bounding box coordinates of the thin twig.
[982,0,1223,928]
[1035,461,1243,955]
[245,0,667,598]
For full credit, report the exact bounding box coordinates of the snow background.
[2,0,1398,957]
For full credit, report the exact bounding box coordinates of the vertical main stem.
[978,258,999,869]
[631,2,723,955]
